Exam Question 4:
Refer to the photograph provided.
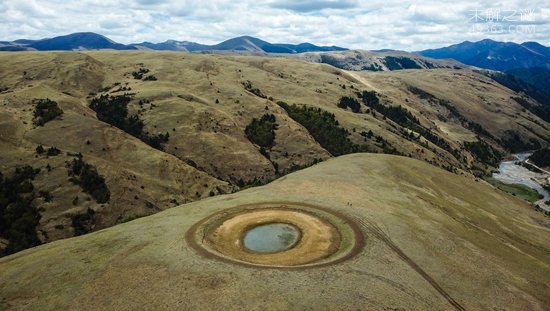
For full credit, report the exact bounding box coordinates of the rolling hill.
[1,154,549,310]
[1,51,549,256]
[295,49,466,71]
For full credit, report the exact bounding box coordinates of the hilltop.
[1,154,549,310]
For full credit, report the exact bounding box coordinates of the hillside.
[296,49,466,71]
[1,154,549,310]
[1,51,549,255]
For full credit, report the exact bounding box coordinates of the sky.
[1,0,549,50]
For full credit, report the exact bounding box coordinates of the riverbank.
[492,153,550,213]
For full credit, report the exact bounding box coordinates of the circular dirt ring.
[186,202,364,268]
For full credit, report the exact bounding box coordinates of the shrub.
[132,67,150,79]
[245,114,277,148]
[33,99,63,126]
[71,208,95,236]
[242,80,266,98]
[46,147,60,156]
[36,145,45,154]
[143,75,157,81]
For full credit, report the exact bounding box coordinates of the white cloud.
[0,0,548,50]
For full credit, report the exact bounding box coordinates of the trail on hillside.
[352,215,467,311]
[344,71,379,91]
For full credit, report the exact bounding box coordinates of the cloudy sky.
[1,0,549,50]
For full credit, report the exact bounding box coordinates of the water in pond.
[243,223,300,253]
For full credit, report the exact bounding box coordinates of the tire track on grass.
[351,215,466,311]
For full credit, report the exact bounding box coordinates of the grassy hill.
[1,154,549,310]
[0,51,549,253]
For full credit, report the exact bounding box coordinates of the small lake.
[243,223,300,253]
[492,153,550,201]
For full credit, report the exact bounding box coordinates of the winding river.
[492,153,550,202]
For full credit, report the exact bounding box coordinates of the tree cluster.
[0,166,42,256]
[337,96,361,113]
[67,154,110,204]
[245,114,278,148]
[277,101,362,156]
[33,98,63,126]
[89,94,169,150]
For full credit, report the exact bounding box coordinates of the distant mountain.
[419,39,550,71]
[133,35,347,53]
[420,39,550,105]
[132,40,210,52]
[0,32,135,51]
[0,32,346,53]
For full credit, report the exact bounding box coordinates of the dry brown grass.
[0,51,548,247]
[1,154,549,310]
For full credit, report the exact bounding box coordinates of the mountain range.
[419,39,550,71]
[0,32,347,53]
[2,32,549,105]
[418,39,550,103]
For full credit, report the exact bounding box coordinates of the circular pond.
[242,223,301,253]
[186,202,364,268]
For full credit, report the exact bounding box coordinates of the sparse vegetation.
[359,90,462,159]
[0,166,42,256]
[245,114,278,148]
[512,97,550,123]
[463,140,502,167]
[408,86,494,138]
[502,130,541,153]
[67,154,110,204]
[277,101,361,156]
[33,99,63,126]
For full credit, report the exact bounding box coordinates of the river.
[492,153,550,203]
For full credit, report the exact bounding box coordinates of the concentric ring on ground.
[186,202,365,268]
